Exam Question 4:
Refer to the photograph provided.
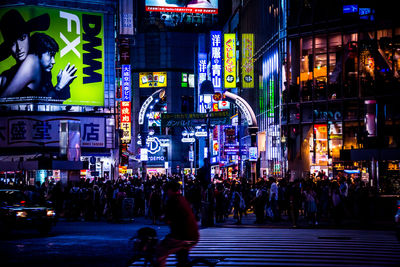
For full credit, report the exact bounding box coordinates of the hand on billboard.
[55,63,77,91]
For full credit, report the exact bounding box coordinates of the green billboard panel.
[0,6,104,106]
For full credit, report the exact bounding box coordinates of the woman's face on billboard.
[11,33,29,63]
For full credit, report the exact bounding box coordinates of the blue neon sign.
[198,52,207,88]
[343,5,358,14]
[210,31,222,90]
[122,64,131,101]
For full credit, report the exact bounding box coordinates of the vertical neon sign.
[122,64,131,101]
[198,52,208,112]
[198,52,207,87]
[242,33,254,88]
[224,34,236,88]
[210,31,222,90]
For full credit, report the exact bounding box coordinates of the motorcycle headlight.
[16,211,28,218]
[47,209,56,217]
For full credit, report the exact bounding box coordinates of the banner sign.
[0,7,104,106]
[161,111,230,127]
[242,34,254,88]
[145,0,218,14]
[198,52,207,89]
[224,34,236,88]
[119,0,134,35]
[210,31,222,90]
[139,72,167,88]
[122,65,131,101]
[0,116,105,148]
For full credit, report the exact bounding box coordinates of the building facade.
[0,0,118,184]
[220,0,399,193]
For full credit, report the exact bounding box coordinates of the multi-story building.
[282,1,400,194]
[129,1,229,177]
[220,0,399,194]
[0,0,118,184]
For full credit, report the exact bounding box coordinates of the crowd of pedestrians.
[0,171,379,227]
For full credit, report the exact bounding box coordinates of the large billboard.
[0,7,104,106]
[145,0,218,14]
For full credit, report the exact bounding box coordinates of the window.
[314,35,327,100]
[300,37,313,101]
[343,33,359,98]
[328,34,343,99]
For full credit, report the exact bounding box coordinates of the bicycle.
[127,227,225,267]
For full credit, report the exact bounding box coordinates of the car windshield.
[0,190,27,206]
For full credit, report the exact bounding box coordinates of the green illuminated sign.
[0,6,104,106]
[268,78,274,118]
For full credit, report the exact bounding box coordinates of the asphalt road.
[2,218,399,267]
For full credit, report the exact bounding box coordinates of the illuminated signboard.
[249,147,257,161]
[145,0,218,14]
[119,0,134,35]
[139,72,167,88]
[224,34,236,88]
[188,74,195,88]
[242,34,254,88]
[140,148,148,161]
[0,116,105,148]
[210,31,221,90]
[182,73,188,87]
[148,111,162,127]
[120,101,131,143]
[198,52,207,89]
[213,140,218,156]
[218,100,230,110]
[0,7,104,106]
[122,65,131,101]
[343,5,358,14]
[268,78,274,118]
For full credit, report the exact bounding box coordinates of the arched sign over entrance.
[138,89,165,125]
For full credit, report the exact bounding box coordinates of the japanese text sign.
[224,34,236,88]
[210,31,222,90]
[0,116,105,148]
[242,34,254,88]
[139,72,167,88]
[120,101,131,123]
[122,65,131,101]
[198,52,207,89]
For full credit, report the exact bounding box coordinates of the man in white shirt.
[269,177,279,221]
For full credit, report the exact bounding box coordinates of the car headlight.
[47,209,56,217]
[16,211,28,218]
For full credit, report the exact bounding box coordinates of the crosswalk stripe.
[129,228,400,266]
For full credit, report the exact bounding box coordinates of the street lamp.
[200,80,214,184]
